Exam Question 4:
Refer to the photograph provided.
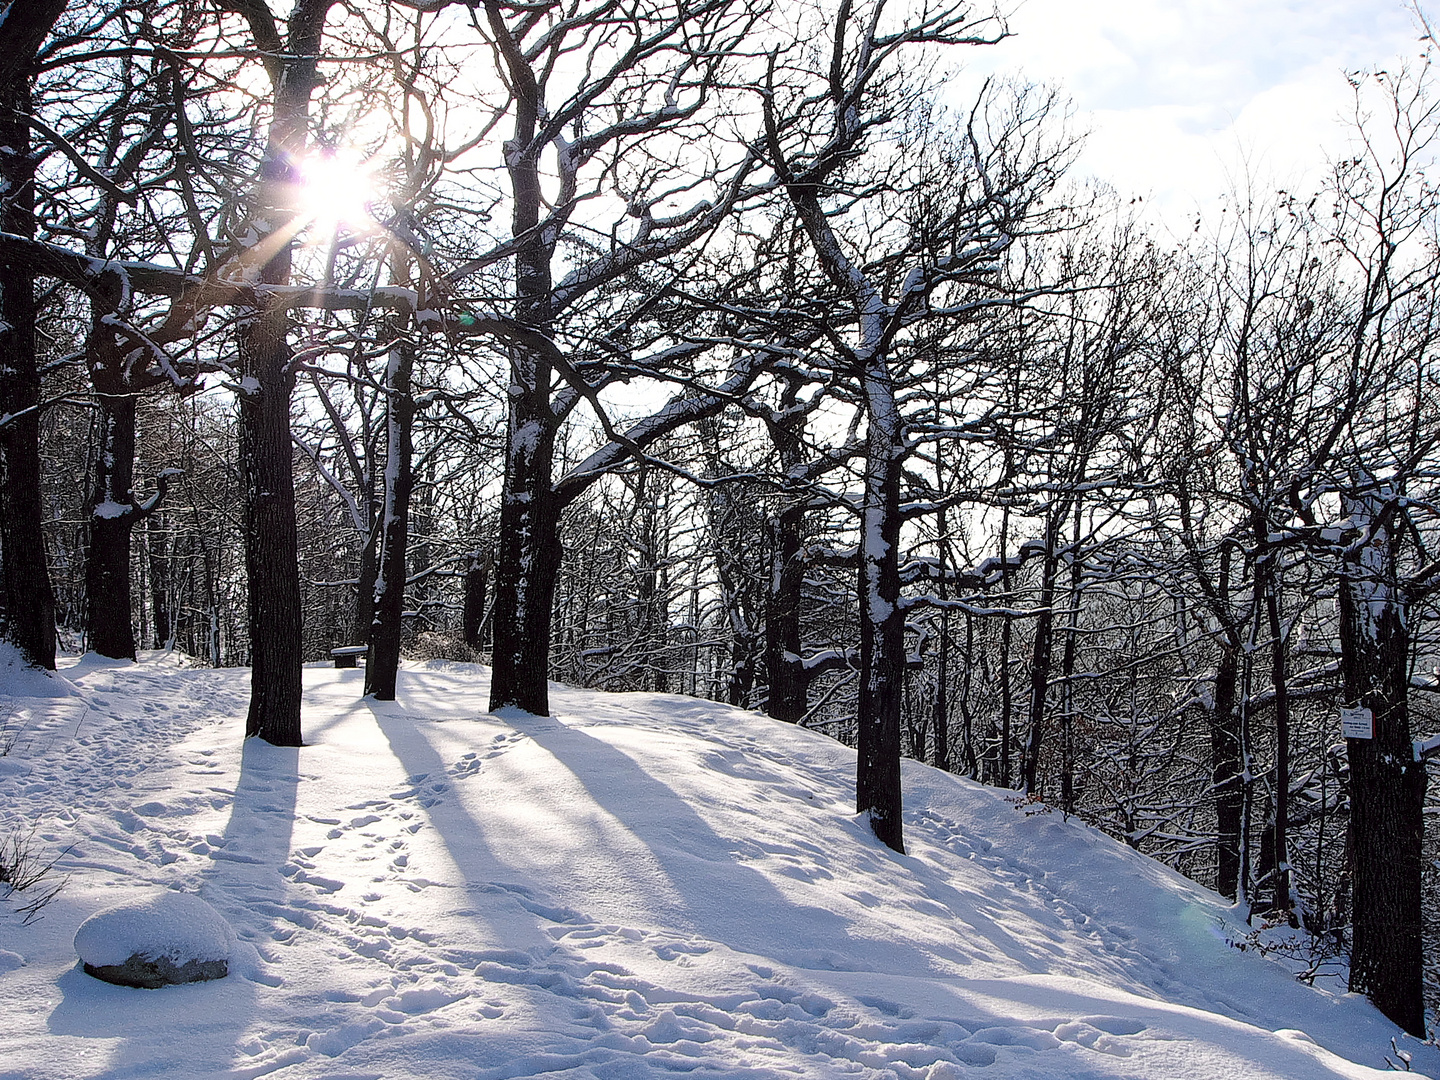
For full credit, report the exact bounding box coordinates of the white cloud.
[944,0,1425,227]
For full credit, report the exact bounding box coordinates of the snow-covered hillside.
[0,653,1433,1079]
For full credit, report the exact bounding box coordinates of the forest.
[0,0,1437,1043]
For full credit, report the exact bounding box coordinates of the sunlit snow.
[0,654,1432,1079]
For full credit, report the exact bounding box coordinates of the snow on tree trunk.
[489,403,561,716]
[0,72,56,671]
[855,368,906,854]
[1337,488,1426,1037]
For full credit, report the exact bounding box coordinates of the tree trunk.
[763,472,808,722]
[932,607,951,772]
[366,317,416,701]
[1339,492,1425,1037]
[488,395,560,714]
[1211,643,1243,900]
[353,519,379,648]
[485,19,560,714]
[84,369,139,660]
[234,0,332,745]
[0,73,55,669]
[238,297,303,743]
[1021,529,1058,795]
[147,512,171,649]
[463,556,487,650]
[1262,557,1295,922]
[855,399,905,854]
[996,503,1014,788]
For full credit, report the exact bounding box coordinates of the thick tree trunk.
[1211,643,1243,901]
[763,391,809,723]
[763,496,808,722]
[84,373,139,660]
[855,405,905,854]
[0,74,55,669]
[352,519,379,648]
[366,325,416,701]
[488,396,560,714]
[1339,493,1425,1037]
[238,298,303,744]
[234,0,332,745]
[485,30,560,714]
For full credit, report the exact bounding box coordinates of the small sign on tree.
[1341,706,1374,740]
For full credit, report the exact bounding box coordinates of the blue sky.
[953,0,1424,228]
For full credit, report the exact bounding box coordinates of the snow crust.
[74,890,234,969]
[0,653,1433,1079]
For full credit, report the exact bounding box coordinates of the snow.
[0,653,1434,1079]
[74,890,234,969]
[1415,732,1440,761]
[0,641,73,699]
[91,499,131,520]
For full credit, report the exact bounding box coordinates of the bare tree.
[761,0,1067,850]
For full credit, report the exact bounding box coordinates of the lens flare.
[297,149,378,233]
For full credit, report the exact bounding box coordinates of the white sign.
[1341,706,1374,740]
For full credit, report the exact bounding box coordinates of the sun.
[296,149,379,233]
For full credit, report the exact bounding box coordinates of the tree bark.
[485,3,559,715]
[462,556,487,650]
[488,381,561,714]
[233,0,334,745]
[237,294,304,743]
[1338,492,1425,1037]
[84,348,140,660]
[855,390,906,853]
[763,393,809,723]
[0,72,55,669]
[1211,642,1243,900]
[147,512,171,649]
[366,310,416,701]
[1021,527,1058,794]
[1261,555,1295,922]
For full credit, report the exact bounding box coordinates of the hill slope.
[0,654,1433,1079]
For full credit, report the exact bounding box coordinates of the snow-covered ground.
[0,652,1433,1079]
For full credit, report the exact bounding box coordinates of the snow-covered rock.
[74,890,233,988]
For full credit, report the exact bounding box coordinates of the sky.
[952,0,1425,230]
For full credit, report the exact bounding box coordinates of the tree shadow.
[486,707,978,975]
[46,738,295,1072]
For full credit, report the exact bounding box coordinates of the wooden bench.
[331,645,368,668]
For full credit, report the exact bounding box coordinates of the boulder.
[74,890,234,988]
